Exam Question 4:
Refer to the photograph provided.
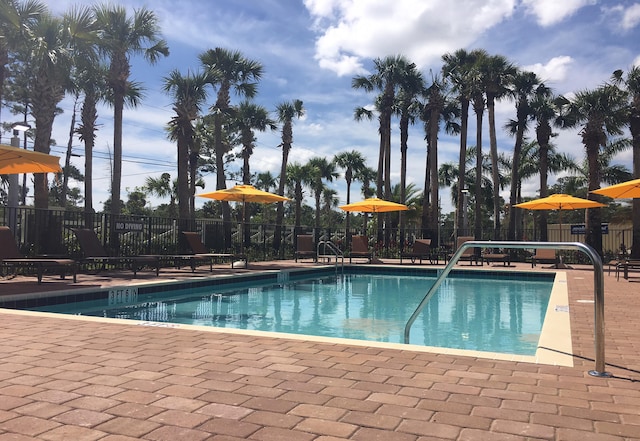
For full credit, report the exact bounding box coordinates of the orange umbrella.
[591,178,640,199]
[339,197,408,213]
[0,143,61,174]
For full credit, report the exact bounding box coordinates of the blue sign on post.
[571,224,608,235]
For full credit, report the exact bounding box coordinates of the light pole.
[7,123,31,233]
[461,188,469,236]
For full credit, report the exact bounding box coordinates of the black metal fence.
[0,206,631,263]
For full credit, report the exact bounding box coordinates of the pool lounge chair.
[0,226,77,284]
[400,239,433,264]
[349,235,372,263]
[531,248,559,268]
[295,235,316,262]
[72,228,160,276]
[448,236,481,265]
[180,231,247,271]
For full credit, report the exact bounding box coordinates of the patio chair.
[295,235,316,262]
[180,231,247,271]
[400,239,433,264]
[0,226,77,284]
[448,236,480,265]
[531,248,559,267]
[71,228,160,276]
[349,235,372,263]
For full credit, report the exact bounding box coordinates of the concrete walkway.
[0,261,639,440]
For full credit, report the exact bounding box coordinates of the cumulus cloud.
[303,0,516,76]
[521,0,596,26]
[522,56,573,83]
[621,4,640,30]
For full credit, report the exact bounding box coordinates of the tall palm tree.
[442,48,484,238]
[233,100,276,185]
[29,8,95,210]
[286,162,308,228]
[145,173,177,217]
[94,3,168,216]
[352,55,417,201]
[307,156,338,232]
[478,53,516,238]
[528,84,562,241]
[273,99,304,253]
[199,47,263,248]
[162,69,208,220]
[505,70,541,240]
[0,0,45,144]
[322,187,339,226]
[421,75,460,240]
[558,85,628,256]
[612,67,640,257]
[334,150,366,241]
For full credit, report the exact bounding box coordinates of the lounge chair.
[349,235,372,263]
[531,248,559,267]
[483,250,511,266]
[0,226,77,283]
[295,235,316,262]
[448,236,480,265]
[400,239,433,264]
[180,231,247,271]
[72,228,160,276]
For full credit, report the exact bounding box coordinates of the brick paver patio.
[0,261,639,440]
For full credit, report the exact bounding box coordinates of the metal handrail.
[403,241,609,377]
[317,240,344,272]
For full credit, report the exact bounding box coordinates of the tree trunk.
[487,96,501,239]
[456,99,469,237]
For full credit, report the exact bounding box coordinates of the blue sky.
[33,0,640,213]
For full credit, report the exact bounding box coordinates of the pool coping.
[0,265,572,367]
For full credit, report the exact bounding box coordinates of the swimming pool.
[25,268,559,357]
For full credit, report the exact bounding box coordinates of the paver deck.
[0,260,639,440]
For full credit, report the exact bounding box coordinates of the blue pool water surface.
[30,271,553,356]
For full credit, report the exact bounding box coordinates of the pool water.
[32,272,553,355]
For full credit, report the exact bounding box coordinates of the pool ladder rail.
[317,240,344,272]
[403,240,608,378]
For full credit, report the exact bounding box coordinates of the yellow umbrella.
[197,184,289,251]
[339,197,408,213]
[515,193,605,244]
[591,178,640,199]
[0,143,61,174]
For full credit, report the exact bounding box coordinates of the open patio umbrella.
[591,178,640,199]
[0,143,61,174]
[339,197,409,263]
[339,197,409,213]
[515,193,606,268]
[197,184,289,253]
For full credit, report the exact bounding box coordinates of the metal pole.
[403,241,609,378]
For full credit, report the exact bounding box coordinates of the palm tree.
[352,55,417,201]
[558,85,628,256]
[478,53,516,238]
[612,67,640,257]
[528,84,563,240]
[255,171,277,192]
[145,173,178,217]
[233,100,276,185]
[505,70,541,240]
[421,74,460,240]
[29,8,95,210]
[322,187,339,227]
[356,166,377,233]
[273,99,304,253]
[442,48,484,238]
[0,0,45,144]
[199,47,263,248]
[162,69,208,220]
[334,150,366,242]
[307,156,338,232]
[94,4,168,217]
[286,162,308,228]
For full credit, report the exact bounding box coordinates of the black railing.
[0,206,631,262]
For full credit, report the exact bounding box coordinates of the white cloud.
[621,4,640,30]
[522,0,596,27]
[305,0,516,76]
[522,56,574,83]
